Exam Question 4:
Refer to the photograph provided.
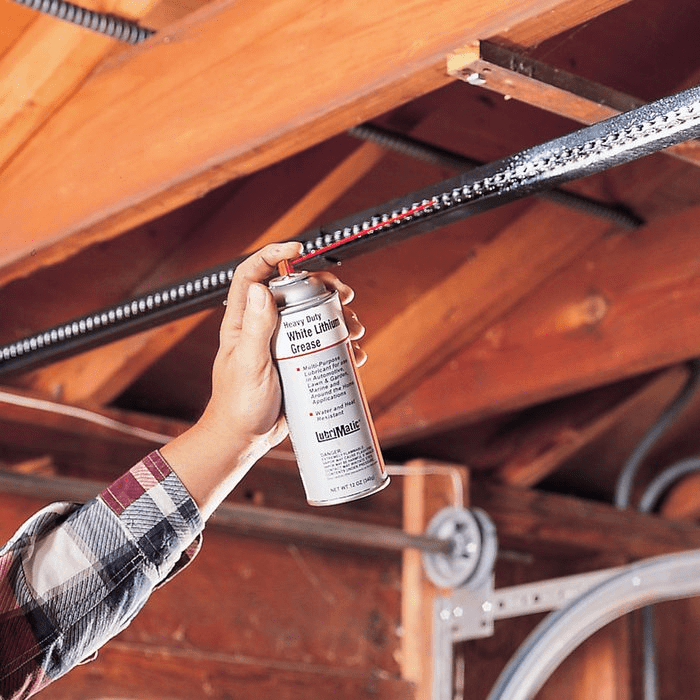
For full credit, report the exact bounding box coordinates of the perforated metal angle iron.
[1,85,698,375]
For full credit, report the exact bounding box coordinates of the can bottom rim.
[306,475,390,506]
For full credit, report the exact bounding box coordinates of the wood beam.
[401,460,468,699]
[0,0,187,173]
[448,39,640,122]
[471,480,700,559]
[362,201,612,415]
[25,140,386,405]
[0,384,185,445]
[44,644,415,700]
[492,0,633,47]
[376,204,700,445]
[543,619,632,700]
[0,0,633,289]
[660,474,700,520]
[0,386,402,522]
[0,7,35,58]
[446,41,700,167]
[0,384,301,468]
[0,0,214,175]
[494,367,686,487]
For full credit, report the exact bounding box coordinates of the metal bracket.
[425,508,630,700]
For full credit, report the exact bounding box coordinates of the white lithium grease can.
[269,266,389,506]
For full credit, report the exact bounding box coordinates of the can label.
[272,292,388,505]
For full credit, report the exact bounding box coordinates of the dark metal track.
[1,85,698,376]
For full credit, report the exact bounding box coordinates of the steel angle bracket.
[429,535,630,700]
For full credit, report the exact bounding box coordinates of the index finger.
[222,242,304,331]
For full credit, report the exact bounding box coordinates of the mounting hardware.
[466,72,487,86]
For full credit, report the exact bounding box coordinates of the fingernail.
[247,284,267,311]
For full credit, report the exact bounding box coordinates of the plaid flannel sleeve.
[0,450,203,699]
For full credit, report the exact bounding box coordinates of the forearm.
[160,421,273,521]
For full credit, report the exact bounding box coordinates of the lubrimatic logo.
[315,420,361,442]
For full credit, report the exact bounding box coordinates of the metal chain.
[300,90,699,259]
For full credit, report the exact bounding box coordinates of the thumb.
[237,283,278,371]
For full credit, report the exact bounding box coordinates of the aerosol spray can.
[269,261,389,506]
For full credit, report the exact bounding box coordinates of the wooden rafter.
[447,40,700,166]
[0,0,634,291]
[0,0,212,174]
[363,201,613,415]
[0,6,140,170]
[491,367,687,487]
[473,479,700,559]
[23,140,386,404]
[376,204,700,444]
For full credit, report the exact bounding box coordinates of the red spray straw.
[290,200,436,267]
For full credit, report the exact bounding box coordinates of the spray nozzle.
[277,259,294,278]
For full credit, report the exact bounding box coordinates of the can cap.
[268,270,331,309]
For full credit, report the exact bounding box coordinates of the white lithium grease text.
[281,313,341,355]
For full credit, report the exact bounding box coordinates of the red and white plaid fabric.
[0,451,203,699]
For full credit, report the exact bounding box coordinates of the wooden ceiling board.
[375,203,700,446]
[525,0,700,101]
[0,0,635,290]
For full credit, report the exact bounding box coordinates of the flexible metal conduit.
[486,548,700,700]
[614,359,700,510]
[614,359,700,700]
[11,0,155,44]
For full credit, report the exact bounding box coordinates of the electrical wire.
[0,389,173,443]
[614,359,700,509]
[638,456,700,513]
[0,389,299,462]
